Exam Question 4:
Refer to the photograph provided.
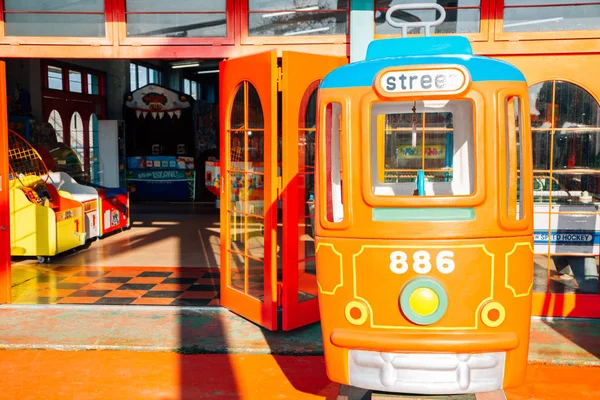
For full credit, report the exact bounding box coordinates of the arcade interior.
[7,58,225,307]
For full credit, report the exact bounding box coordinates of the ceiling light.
[172,62,200,69]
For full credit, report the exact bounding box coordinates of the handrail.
[385,3,447,37]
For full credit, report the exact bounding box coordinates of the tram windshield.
[371,100,475,197]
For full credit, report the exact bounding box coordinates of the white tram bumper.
[348,349,505,395]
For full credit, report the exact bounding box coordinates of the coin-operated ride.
[8,130,86,263]
[88,183,130,237]
[314,6,534,398]
[45,171,100,241]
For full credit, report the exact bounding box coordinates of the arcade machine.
[123,84,196,202]
[88,183,130,237]
[45,171,100,241]
[8,130,86,263]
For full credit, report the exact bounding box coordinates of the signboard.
[376,66,470,97]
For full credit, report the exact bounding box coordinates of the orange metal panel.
[0,62,10,304]
[0,43,347,59]
[280,51,347,331]
[219,50,278,331]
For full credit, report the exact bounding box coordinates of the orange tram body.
[314,36,534,396]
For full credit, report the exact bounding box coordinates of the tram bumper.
[331,330,519,395]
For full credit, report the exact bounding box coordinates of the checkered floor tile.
[12,267,221,306]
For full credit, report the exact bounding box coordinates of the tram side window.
[325,102,344,222]
[371,100,475,197]
[505,96,524,220]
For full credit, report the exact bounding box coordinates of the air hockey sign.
[375,66,470,97]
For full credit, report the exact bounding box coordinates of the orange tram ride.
[313,34,534,397]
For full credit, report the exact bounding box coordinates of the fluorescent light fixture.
[262,5,319,18]
[504,17,563,28]
[196,70,219,75]
[172,62,200,69]
[283,26,330,36]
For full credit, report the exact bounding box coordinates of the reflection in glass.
[245,173,265,217]
[247,84,265,129]
[230,132,245,165]
[5,0,104,12]
[247,258,265,301]
[126,0,226,12]
[529,80,600,296]
[5,14,106,37]
[228,251,246,293]
[376,8,480,35]
[231,85,245,130]
[126,14,226,38]
[226,80,266,303]
[228,210,246,252]
[298,85,319,303]
[503,5,600,33]
[247,132,265,163]
[250,0,348,11]
[250,11,347,36]
[532,131,551,171]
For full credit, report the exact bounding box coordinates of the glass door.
[280,52,347,330]
[219,51,279,330]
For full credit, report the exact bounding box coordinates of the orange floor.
[0,351,598,400]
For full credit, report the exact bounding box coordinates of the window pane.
[4,0,104,12]
[184,79,191,94]
[376,7,480,35]
[130,63,138,90]
[48,110,64,142]
[503,5,600,32]
[250,0,348,10]
[127,13,227,37]
[250,11,347,36]
[138,65,148,87]
[127,0,225,12]
[70,112,85,163]
[149,69,160,84]
[325,102,343,223]
[5,14,105,37]
[506,0,599,5]
[505,96,524,220]
[376,0,480,6]
[373,100,474,196]
[69,71,82,93]
[48,66,63,90]
[554,81,600,128]
[87,74,100,95]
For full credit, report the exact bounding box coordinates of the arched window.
[530,80,600,295]
[89,114,99,183]
[69,112,85,163]
[48,110,64,142]
[530,81,600,190]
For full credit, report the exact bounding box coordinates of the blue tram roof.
[321,36,526,89]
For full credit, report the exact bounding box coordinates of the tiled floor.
[11,266,221,306]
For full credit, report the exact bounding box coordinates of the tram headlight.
[400,277,448,325]
[345,301,368,326]
[481,301,506,328]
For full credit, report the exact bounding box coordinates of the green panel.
[373,208,475,222]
